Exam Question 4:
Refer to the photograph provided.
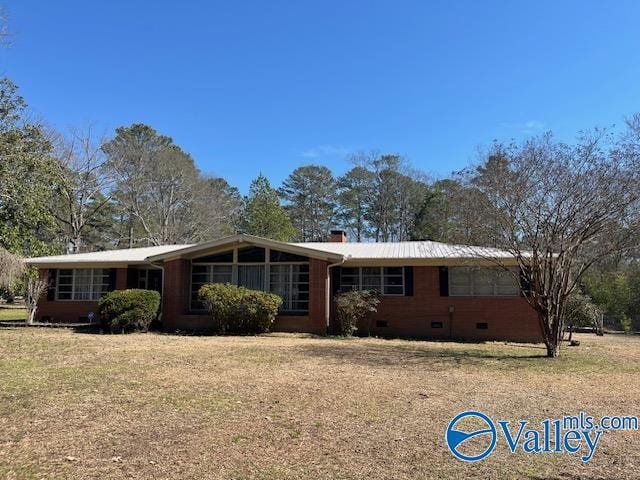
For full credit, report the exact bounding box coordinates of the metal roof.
[25,245,193,266]
[294,241,517,260]
[25,236,519,267]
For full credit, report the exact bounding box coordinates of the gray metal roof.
[294,240,516,260]
[25,236,518,267]
[25,245,192,265]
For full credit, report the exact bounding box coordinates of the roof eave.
[25,260,135,268]
[342,256,521,267]
[146,234,344,263]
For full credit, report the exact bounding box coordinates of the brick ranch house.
[26,231,542,342]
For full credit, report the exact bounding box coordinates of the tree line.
[0,77,477,256]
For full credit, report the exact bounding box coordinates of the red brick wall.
[36,263,541,342]
[355,266,541,342]
[36,268,128,323]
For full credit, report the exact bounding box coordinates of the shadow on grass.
[296,337,548,367]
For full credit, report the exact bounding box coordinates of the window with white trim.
[340,267,405,296]
[56,268,111,300]
[449,267,520,296]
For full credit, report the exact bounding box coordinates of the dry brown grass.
[0,329,638,480]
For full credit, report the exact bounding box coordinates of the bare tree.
[25,273,46,324]
[103,123,239,246]
[51,126,114,253]
[462,122,640,357]
[0,247,23,289]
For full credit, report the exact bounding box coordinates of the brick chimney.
[330,229,348,243]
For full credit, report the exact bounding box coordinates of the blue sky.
[2,1,639,192]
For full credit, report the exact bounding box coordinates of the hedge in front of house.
[98,289,161,333]
[198,283,282,334]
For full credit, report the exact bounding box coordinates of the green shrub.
[334,289,381,337]
[198,283,282,334]
[98,289,160,333]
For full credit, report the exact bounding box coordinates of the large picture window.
[190,247,310,313]
[56,268,111,300]
[339,267,405,296]
[449,267,520,296]
[190,264,233,307]
[270,264,309,313]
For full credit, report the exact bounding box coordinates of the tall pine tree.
[240,174,296,241]
[280,165,336,241]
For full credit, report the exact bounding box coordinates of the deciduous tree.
[51,127,114,253]
[103,124,237,245]
[460,125,640,357]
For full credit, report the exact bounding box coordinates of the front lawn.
[0,307,26,322]
[0,330,638,479]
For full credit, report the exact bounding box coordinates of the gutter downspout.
[326,255,350,334]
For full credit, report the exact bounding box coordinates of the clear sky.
[2,1,639,192]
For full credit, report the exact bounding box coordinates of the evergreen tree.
[336,166,374,241]
[280,165,336,241]
[0,78,59,256]
[240,174,296,241]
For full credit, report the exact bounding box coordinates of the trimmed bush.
[334,289,381,336]
[98,289,160,333]
[198,283,282,334]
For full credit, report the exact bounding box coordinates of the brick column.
[115,268,128,290]
[308,258,329,334]
[162,259,190,330]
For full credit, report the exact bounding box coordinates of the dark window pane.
[384,267,404,276]
[291,301,309,311]
[384,276,404,286]
[270,250,308,262]
[193,251,233,263]
[362,267,380,276]
[383,285,404,295]
[192,274,209,283]
[238,246,265,263]
[295,292,309,301]
[293,273,309,283]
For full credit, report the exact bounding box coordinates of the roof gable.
[145,234,345,262]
